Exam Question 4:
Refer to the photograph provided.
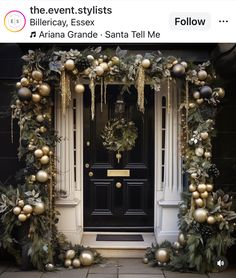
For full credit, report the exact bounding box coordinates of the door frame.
[55,80,182,244]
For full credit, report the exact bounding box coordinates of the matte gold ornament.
[141,59,151,69]
[189,102,196,109]
[65,59,75,71]
[34,149,43,158]
[189,184,196,192]
[16,82,22,88]
[64,259,72,268]
[39,83,51,96]
[191,173,198,179]
[75,84,85,94]
[200,191,209,199]
[173,241,181,250]
[195,147,204,157]
[98,58,103,64]
[193,208,208,223]
[100,62,109,71]
[65,249,76,260]
[172,63,185,77]
[84,68,91,76]
[197,183,206,193]
[33,202,45,215]
[178,233,186,245]
[192,191,200,199]
[13,206,21,215]
[195,198,204,207]
[18,200,25,207]
[79,250,94,266]
[197,70,208,81]
[206,184,213,192]
[36,115,44,123]
[18,87,32,101]
[200,132,209,140]
[36,170,49,183]
[196,98,204,105]
[40,126,47,133]
[87,55,94,61]
[18,213,27,222]
[180,61,188,68]
[193,91,200,99]
[42,146,50,155]
[214,87,225,98]
[26,213,31,218]
[23,204,33,214]
[155,248,170,263]
[207,215,216,224]
[40,155,50,165]
[95,66,104,76]
[216,214,224,221]
[21,77,29,87]
[32,70,43,81]
[72,258,81,268]
[45,263,55,272]
[111,56,120,65]
[32,93,41,103]
[204,151,212,158]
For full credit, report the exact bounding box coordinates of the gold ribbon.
[167,77,171,114]
[89,78,95,120]
[136,65,145,113]
[185,80,189,144]
[60,70,71,115]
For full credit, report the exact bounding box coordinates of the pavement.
[0,259,236,278]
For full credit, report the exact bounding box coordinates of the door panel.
[84,85,154,231]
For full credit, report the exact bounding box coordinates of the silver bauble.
[45,263,55,272]
[141,59,151,69]
[65,249,76,260]
[18,87,32,101]
[180,61,188,68]
[155,248,170,263]
[194,208,208,223]
[32,70,43,81]
[36,115,44,123]
[39,83,51,96]
[72,258,81,268]
[34,149,43,158]
[36,170,49,183]
[178,233,187,245]
[172,64,185,77]
[142,257,149,264]
[75,84,85,94]
[79,250,94,266]
[33,202,45,215]
[173,241,181,250]
[87,55,94,61]
[193,91,200,99]
[197,70,207,81]
[65,59,75,71]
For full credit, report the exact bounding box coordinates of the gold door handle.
[116,182,122,189]
[88,171,94,177]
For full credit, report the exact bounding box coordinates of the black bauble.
[200,86,212,98]
[172,64,186,77]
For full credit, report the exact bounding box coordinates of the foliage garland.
[0,46,235,272]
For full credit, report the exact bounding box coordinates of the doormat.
[96,234,144,241]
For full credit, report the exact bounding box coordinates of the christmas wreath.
[101,118,138,162]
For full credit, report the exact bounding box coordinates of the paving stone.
[87,274,117,278]
[119,275,164,278]
[41,268,88,278]
[0,271,43,278]
[0,265,8,275]
[118,259,162,274]
[208,269,236,278]
[89,259,118,274]
[164,270,208,278]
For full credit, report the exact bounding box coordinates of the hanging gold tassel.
[185,80,189,143]
[136,65,145,113]
[167,77,171,113]
[65,72,71,107]
[89,78,95,120]
[101,78,103,112]
[104,80,108,105]
[11,108,14,143]
[60,70,71,115]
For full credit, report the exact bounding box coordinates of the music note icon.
[30,31,36,38]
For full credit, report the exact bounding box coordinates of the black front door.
[84,85,154,231]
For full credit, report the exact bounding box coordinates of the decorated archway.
[0,47,235,272]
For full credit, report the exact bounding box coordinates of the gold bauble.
[206,184,213,192]
[75,84,85,94]
[16,82,22,88]
[173,241,181,250]
[192,191,200,199]
[178,233,186,245]
[34,149,43,158]
[204,151,211,158]
[18,213,27,222]
[18,87,32,101]
[195,198,204,207]
[191,173,198,179]
[39,83,51,97]
[155,248,170,263]
[189,102,196,109]
[36,170,49,183]
[13,206,21,215]
[141,59,151,69]
[201,191,209,199]
[200,132,209,140]
[95,66,104,76]
[189,184,196,192]
[40,155,50,165]
[99,62,109,71]
[45,263,55,272]
[65,249,76,260]
[195,147,204,157]
[193,91,200,99]
[111,56,120,65]
[18,200,25,207]
[32,70,43,81]
[36,115,44,123]
[34,202,45,215]
[84,68,91,76]
[197,70,208,81]
[40,126,47,133]
[197,183,206,193]
[65,59,75,71]
[87,55,94,61]
[193,208,208,223]
[72,258,81,268]
[26,213,31,218]
[214,87,225,98]
[42,146,50,155]
[98,58,103,64]
[32,93,41,103]
[23,204,33,214]
[21,77,29,87]
[180,61,188,68]
[64,259,72,268]
[216,214,224,221]
[79,250,94,266]
[196,98,204,105]
[143,257,149,264]
[207,215,216,224]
